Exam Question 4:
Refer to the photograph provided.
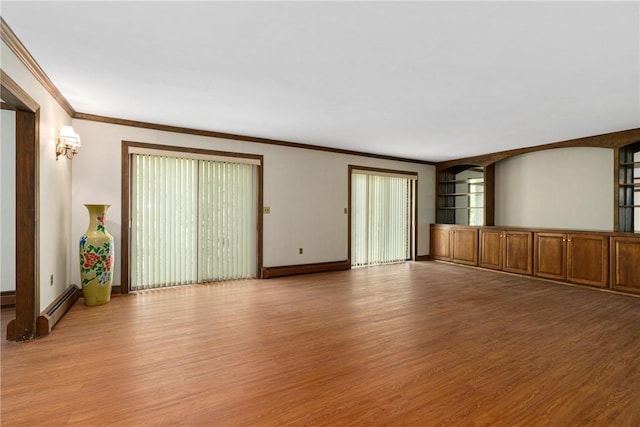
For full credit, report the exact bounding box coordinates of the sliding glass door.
[131,150,258,290]
[351,169,415,267]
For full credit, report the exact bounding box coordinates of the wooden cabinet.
[504,231,533,275]
[567,234,608,288]
[610,236,640,294]
[431,225,639,295]
[480,229,532,275]
[451,227,479,266]
[479,229,503,270]
[534,232,566,281]
[431,225,452,261]
[430,225,478,266]
[534,232,608,288]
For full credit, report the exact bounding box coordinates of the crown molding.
[1,17,75,117]
[74,112,435,165]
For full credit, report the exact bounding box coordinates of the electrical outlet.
[263,207,271,214]
[299,248,303,254]
[50,274,54,286]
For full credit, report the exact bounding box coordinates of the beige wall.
[70,119,436,287]
[495,147,614,231]
[1,41,74,310]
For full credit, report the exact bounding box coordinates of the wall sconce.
[56,125,81,160]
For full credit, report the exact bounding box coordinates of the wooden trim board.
[261,260,350,279]
[437,128,640,169]
[1,291,16,308]
[1,73,40,341]
[76,113,434,165]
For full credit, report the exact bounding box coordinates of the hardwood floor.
[2,261,640,426]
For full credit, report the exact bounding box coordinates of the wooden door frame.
[1,69,40,341]
[120,140,264,292]
[348,165,418,266]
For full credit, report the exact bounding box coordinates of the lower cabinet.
[451,227,479,266]
[431,225,638,296]
[534,232,567,281]
[610,237,640,295]
[566,233,609,288]
[534,232,608,288]
[479,229,532,275]
[430,224,478,266]
[431,225,452,261]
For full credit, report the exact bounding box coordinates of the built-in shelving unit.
[618,143,640,232]
[437,165,491,226]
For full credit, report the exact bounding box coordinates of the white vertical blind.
[351,173,411,267]
[131,152,257,290]
[198,160,257,282]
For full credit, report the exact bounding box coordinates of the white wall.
[2,41,74,310]
[495,147,613,231]
[70,120,435,286]
[1,110,17,292]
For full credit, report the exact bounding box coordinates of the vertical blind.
[131,152,257,290]
[198,161,257,283]
[351,172,412,267]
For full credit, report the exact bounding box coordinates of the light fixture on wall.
[56,125,81,160]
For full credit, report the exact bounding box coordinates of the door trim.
[1,69,40,341]
[121,140,264,292]
[348,165,418,266]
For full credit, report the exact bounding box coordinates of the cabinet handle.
[562,239,566,242]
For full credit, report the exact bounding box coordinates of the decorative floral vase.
[79,204,114,306]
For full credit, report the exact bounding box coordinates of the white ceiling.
[2,1,639,162]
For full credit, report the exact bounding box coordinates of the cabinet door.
[451,228,478,266]
[567,234,609,288]
[479,229,503,270]
[534,232,566,281]
[504,231,533,275]
[430,225,451,261]
[610,236,640,295]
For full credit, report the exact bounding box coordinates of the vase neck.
[85,204,110,231]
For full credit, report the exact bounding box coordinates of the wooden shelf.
[439,179,485,185]
[437,165,492,227]
[440,207,484,210]
[618,143,640,233]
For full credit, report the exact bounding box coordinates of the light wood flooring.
[2,261,640,426]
